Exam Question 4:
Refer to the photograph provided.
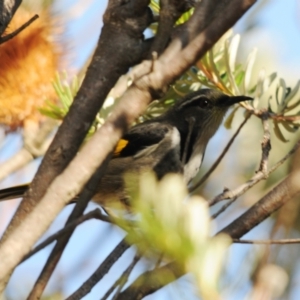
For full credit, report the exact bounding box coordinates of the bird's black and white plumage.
[0,89,252,206]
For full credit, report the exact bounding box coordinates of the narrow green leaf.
[276,78,286,110]
[273,121,289,142]
[228,34,240,71]
[262,72,277,92]
[285,97,300,112]
[280,121,299,133]
[224,39,240,94]
[284,80,300,106]
[243,48,257,93]
[208,48,231,93]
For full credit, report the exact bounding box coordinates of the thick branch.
[220,170,300,238]
[27,162,113,300]
[149,0,196,56]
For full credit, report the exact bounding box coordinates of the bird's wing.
[94,124,183,205]
[113,121,172,158]
[0,122,178,202]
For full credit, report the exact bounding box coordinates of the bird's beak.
[225,95,253,106]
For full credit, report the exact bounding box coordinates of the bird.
[0,89,252,206]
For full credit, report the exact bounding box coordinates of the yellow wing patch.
[113,139,129,157]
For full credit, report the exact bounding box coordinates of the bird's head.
[169,89,252,143]
[163,89,252,183]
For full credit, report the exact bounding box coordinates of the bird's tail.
[0,184,28,201]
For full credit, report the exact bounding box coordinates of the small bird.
[0,89,252,205]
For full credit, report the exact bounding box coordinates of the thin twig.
[0,14,39,44]
[66,238,130,300]
[105,254,141,300]
[211,197,237,219]
[209,139,300,206]
[220,169,300,238]
[258,111,271,174]
[268,140,300,173]
[190,112,251,192]
[0,0,22,37]
[22,209,109,263]
[115,261,183,300]
[27,163,113,300]
[0,119,57,182]
[210,111,270,215]
[233,238,300,245]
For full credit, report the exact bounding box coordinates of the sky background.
[1,0,300,299]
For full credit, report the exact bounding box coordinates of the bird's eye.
[176,95,212,111]
[199,99,211,109]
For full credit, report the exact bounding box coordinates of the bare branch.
[211,197,237,219]
[0,14,38,44]
[149,0,196,56]
[220,169,300,238]
[233,238,300,245]
[66,238,130,300]
[0,119,57,181]
[258,111,271,174]
[101,254,141,300]
[115,262,183,300]
[21,209,108,263]
[27,164,114,300]
[209,139,300,206]
[0,0,22,36]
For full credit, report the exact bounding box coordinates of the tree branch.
[209,139,300,206]
[233,238,300,245]
[21,208,108,263]
[220,169,300,238]
[149,0,196,56]
[0,0,22,37]
[0,13,38,44]
[27,162,115,300]
[115,262,183,300]
[66,238,130,300]
[101,253,141,300]
[0,119,57,181]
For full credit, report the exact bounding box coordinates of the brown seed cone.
[0,8,62,130]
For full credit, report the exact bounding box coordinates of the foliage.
[41,32,300,142]
[116,172,230,298]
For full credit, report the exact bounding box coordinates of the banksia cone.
[0,7,62,130]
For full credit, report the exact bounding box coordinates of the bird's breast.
[183,142,205,184]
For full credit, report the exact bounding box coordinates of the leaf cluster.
[115,172,230,298]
